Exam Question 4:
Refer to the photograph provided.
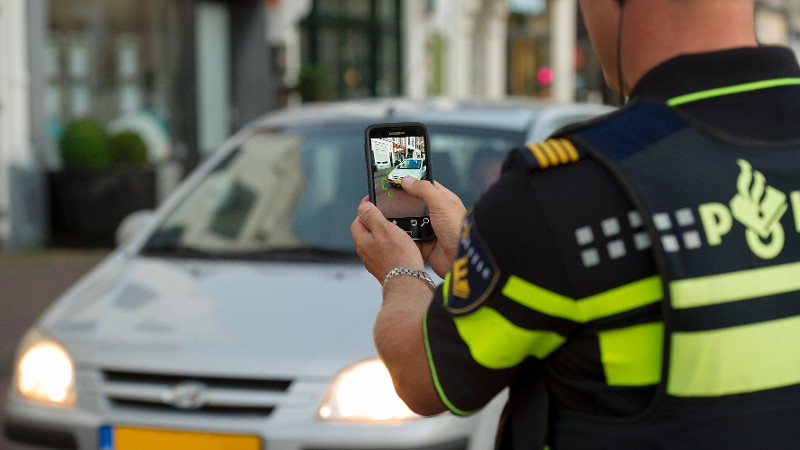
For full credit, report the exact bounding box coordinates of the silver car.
[4,98,612,450]
[387,158,427,187]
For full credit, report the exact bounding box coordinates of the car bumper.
[4,386,505,450]
[3,420,471,450]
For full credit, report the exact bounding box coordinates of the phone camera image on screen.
[365,122,435,241]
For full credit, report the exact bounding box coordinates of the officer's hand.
[351,197,426,283]
[400,177,467,278]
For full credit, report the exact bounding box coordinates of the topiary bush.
[59,119,112,170]
[109,130,148,166]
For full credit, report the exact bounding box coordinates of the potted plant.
[49,119,157,248]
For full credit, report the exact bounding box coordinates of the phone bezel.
[364,122,435,241]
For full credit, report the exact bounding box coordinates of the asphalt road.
[0,249,107,448]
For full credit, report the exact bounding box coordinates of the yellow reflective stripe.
[668,314,800,397]
[526,143,550,168]
[453,307,566,369]
[671,261,800,309]
[667,78,800,107]
[502,275,663,323]
[442,272,451,307]
[423,307,476,416]
[599,322,663,386]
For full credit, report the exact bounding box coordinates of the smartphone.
[365,122,435,241]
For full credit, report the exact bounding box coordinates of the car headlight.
[14,329,76,406]
[318,358,419,422]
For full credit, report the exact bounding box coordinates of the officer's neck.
[619,0,758,95]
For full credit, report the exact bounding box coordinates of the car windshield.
[399,159,422,169]
[142,123,521,260]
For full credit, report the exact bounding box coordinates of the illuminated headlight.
[14,329,76,406]
[319,358,419,421]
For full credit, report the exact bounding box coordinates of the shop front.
[22,0,277,247]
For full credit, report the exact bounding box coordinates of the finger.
[356,201,388,233]
[351,197,372,242]
[350,219,378,270]
[404,178,466,217]
[350,215,368,241]
[401,177,445,206]
[432,181,463,204]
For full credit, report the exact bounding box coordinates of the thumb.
[357,201,385,231]
[401,176,442,207]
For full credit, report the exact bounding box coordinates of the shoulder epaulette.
[525,138,582,169]
[503,138,586,173]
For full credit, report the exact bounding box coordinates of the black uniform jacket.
[423,46,800,424]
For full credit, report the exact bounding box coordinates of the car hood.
[40,254,383,380]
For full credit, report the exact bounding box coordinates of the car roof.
[253,97,558,133]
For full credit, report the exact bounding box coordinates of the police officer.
[351,0,800,447]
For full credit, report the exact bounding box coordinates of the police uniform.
[424,46,800,448]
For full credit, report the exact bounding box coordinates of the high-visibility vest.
[547,99,800,449]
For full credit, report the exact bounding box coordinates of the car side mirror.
[115,209,156,247]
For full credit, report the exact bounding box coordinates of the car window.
[142,124,522,260]
[428,125,518,207]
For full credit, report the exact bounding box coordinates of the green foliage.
[109,131,148,166]
[59,120,151,169]
[296,64,334,102]
[59,119,111,170]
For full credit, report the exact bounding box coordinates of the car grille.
[100,370,292,418]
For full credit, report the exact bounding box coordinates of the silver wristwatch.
[383,267,437,292]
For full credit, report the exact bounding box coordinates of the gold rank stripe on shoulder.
[526,138,580,169]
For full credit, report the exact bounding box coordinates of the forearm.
[374,276,447,416]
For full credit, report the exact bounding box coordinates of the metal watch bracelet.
[383,267,436,292]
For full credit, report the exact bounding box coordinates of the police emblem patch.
[445,215,500,315]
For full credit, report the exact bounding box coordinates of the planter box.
[48,167,157,248]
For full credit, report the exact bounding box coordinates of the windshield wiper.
[140,245,220,259]
[227,247,358,262]
[140,245,357,262]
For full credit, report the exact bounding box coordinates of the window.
[46,0,190,164]
[300,0,402,100]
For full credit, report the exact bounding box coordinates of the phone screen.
[365,122,435,240]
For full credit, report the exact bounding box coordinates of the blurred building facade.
[1,0,799,249]
[271,0,584,102]
[1,0,278,249]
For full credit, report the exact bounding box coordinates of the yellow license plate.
[112,426,261,450]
